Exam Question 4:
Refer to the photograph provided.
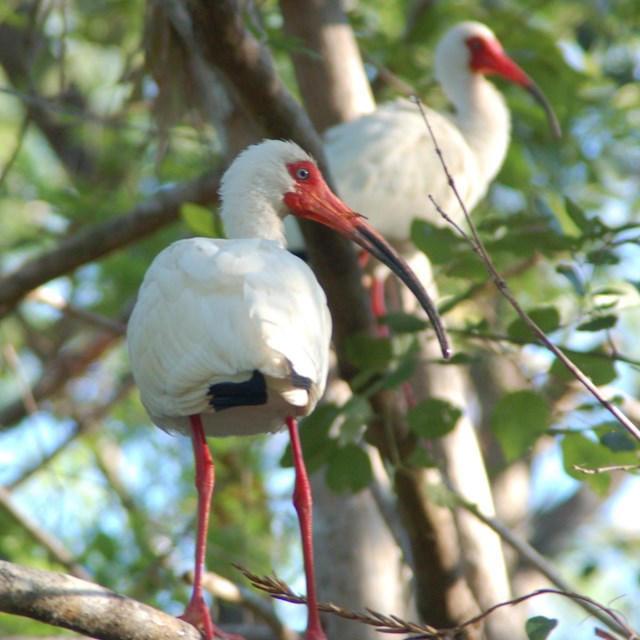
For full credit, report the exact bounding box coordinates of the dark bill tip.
[357,226,451,360]
[527,80,562,140]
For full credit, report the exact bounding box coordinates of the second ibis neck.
[448,75,512,187]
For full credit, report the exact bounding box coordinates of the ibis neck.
[447,74,512,188]
[222,202,287,248]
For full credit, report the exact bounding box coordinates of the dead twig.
[236,564,639,639]
[412,96,640,445]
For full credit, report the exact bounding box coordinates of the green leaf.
[410,220,464,265]
[407,398,462,439]
[424,480,457,508]
[379,312,428,333]
[180,202,221,237]
[325,444,372,493]
[338,396,373,443]
[562,433,613,495]
[550,350,617,386]
[577,315,617,332]
[382,350,419,388]
[563,196,587,229]
[556,263,585,297]
[525,615,558,640]
[586,247,620,266]
[345,333,393,371]
[491,390,549,462]
[404,445,437,469]
[507,307,561,341]
[595,423,639,452]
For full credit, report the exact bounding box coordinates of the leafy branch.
[413,97,640,445]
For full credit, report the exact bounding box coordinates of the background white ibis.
[126,139,450,640]
[324,21,561,245]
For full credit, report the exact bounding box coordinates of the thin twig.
[448,485,633,638]
[412,96,640,444]
[235,565,639,639]
[574,464,640,475]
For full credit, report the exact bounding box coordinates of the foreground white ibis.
[127,139,450,640]
[325,21,561,245]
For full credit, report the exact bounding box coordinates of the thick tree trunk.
[279,2,520,637]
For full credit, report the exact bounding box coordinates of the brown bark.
[0,560,203,640]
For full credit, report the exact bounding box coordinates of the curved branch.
[0,169,220,318]
[0,560,202,640]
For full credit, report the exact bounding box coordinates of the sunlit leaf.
[550,350,617,386]
[563,196,588,231]
[562,433,614,495]
[491,390,549,462]
[180,202,221,237]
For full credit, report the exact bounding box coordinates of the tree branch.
[0,168,220,318]
[0,560,203,640]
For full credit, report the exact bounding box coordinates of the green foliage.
[550,350,617,386]
[2,0,640,634]
[180,202,224,238]
[325,444,373,493]
[562,431,639,495]
[491,391,550,463]
[407,398,462,440]
[526,615,558,640]
[507,307,561,341]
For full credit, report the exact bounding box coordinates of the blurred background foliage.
[0,0,639,637]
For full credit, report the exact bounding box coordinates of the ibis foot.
[179,595,243,640]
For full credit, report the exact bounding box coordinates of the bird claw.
[179,598,243,640]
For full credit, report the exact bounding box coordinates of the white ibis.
[126,139,450,640]
[325,21,561,245]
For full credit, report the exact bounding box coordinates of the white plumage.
[126,139,448,640]
[127,236,330,436]
[324,21,559,243]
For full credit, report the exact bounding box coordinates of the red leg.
[180,415,241,640]
[286,417,327,640]
[370,276,390,338]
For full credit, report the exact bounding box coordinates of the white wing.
[325,98,485,242]
[127,237,332,436]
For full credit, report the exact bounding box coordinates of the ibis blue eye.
[296,167,310,180]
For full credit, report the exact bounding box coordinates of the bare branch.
[0,560,203,640]
[449,485,631,638]
[0,168,220,318]
[573,464,640,475]
[414,97,640,445]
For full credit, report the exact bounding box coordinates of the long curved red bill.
[285,178,452,360]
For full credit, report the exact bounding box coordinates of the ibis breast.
[325,98,486,243]
[127,237,332,437]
